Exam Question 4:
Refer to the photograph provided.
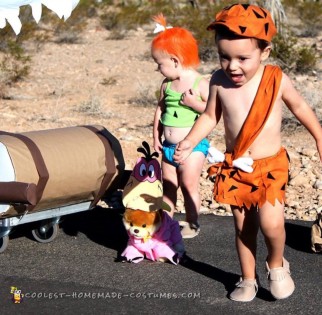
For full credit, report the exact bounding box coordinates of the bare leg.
[258,200,285,268]
[232,205,259,279]
[162,158,179,218]
[259,200,294,299]
[178,151,205,224]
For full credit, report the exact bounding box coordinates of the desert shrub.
[174,2,220,62]
[271,33,298,70]
[129,94,157,107]
[271,33,318,73]
[75,95,115,119]
[100,10,119,31]
[76,96,103,115]
[282,0,322,36]
[0,41,31,84]
[54,31,82,44]
[298,1,322,37]
[0,82,9,99]
[282,0,298,6]
[296,46,318,73]
[107,29,127,40]
[99,0,174,32]
[101,76,118,86]
[51,5,94,43]
[128,84,157,107]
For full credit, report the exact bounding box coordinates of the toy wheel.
[31,223,59,243]
[0,235,9,253]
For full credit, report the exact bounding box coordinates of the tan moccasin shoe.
[266,257,295,299]
[179,221,200,239]
[229,277,258,302]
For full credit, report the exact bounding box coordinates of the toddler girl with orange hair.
[151,14,209,238]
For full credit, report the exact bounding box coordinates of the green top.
[160,77,203,127]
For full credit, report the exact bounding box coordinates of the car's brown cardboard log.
[0,125,125,218]
[0,182,37,205]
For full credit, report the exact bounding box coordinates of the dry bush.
[0,41,31,86]
[271,33,318,73]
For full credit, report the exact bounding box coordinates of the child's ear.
[171,56,179,67]
[261,46,271,61]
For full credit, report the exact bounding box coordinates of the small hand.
[180,89,198,107]
[153,140,163,154]
[173,140,193,165]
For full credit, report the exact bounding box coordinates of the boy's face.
[216,37,270,86]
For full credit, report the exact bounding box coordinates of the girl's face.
[151,49,178,80]
[216,37,270,86]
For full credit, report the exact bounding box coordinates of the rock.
[120,135,134,141]
[289,169,301,179]
[287,200,300,208]
[302,148,318,158]
[200,207,210,213]
[296,209,304,219]
[313,180,322,189]
[309,209,318,216]
[301,157,312,168]
[306,175,318,186]
[287,150,300,161]
[289,174,310,187]
[210,201,219,208]
[312,169,322,178]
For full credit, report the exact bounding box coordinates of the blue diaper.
[162,138,210,167]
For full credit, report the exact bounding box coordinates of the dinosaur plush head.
[122,141,170,212]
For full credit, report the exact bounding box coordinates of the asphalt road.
[0,207,321,315]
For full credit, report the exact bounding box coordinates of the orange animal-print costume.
[209,148,289,209]
[208,65,288,209]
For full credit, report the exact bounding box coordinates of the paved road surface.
[0,207,321,314]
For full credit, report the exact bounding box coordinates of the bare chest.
[219,85,258,122]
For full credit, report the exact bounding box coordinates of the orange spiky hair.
[153,13,167,28]
[151,13,200,69]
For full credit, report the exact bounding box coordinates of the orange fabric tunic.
[208,65,288,209]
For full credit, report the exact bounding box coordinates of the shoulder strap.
[232,65,282,159]
[164,80,172,92]
[192,76,203,90]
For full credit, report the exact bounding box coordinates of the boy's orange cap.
[207,3,277,42]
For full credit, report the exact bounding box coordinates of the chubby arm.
[180,77,209,113]
[153,81,166,153]
[174,76,222,164]
[282,73,322,162]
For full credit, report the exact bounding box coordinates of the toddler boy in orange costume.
[174,3,322,302]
